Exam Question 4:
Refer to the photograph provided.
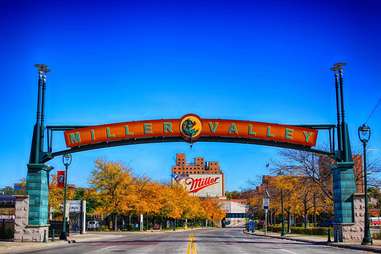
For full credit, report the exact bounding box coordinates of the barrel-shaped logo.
[180,114,202,141]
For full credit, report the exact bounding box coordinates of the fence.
[0,219,14,240]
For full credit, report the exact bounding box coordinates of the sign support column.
[331,63,357,242]
[25,64,51,241]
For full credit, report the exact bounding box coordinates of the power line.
[365,96,381,124]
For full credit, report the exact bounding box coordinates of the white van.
[87,220,100,230]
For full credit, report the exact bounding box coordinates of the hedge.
[372,232,381,240]
[265,225,332,236]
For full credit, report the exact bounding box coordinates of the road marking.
[186,234,197,254]
[280,249,297,254]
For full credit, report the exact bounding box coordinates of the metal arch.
[42,132,334,163]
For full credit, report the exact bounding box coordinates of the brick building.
[171,153,224,197]
[172,153,223,175]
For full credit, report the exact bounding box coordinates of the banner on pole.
[57,170,65,188]
[263,198,270,210]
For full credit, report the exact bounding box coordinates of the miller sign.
[174,174,224,197]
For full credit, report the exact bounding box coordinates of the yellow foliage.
[85,160,225,224]
[49,174,75,213]
[89,160,134,215]
[201,198,225,224]
[247,175,332,218]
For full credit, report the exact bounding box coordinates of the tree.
[85,159,226,231]
[246,173,330,228]
[366,158,381,188]
[0,179,26,196]
[201,198,225,226]
[89,160,134,230]
[268,150,345,226]
[48,175,75,219]
[272,150,333,201]
[225,191,241,200]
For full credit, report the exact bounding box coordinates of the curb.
[0,240,69,254]
[0,234,125,254]
[243,230,381,253]
[86,227,206,235]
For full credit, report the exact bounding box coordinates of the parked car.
[87,220,100,230]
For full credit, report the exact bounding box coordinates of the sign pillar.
[25,64,51,241]
[140,214,144,231]
[81,200,86,234]
[331,63,357,242]
[26,165,49,226]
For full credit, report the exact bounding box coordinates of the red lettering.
[185,176,220,193]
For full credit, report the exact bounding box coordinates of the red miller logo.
[185,176,220,193]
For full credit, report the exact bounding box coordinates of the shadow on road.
[80,239,322,246]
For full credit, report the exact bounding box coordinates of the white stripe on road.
[280,249,297,254]
[88,246,115,253]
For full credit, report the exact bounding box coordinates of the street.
[13,228,368,254]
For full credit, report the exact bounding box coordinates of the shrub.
[373,232,381,240]
[265,225,332,236]
[99,225,110,231]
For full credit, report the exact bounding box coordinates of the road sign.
[68,200,81,213]
[263,198,270,210]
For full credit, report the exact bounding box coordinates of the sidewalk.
[0,233,124,254]
[244,230,381,253]
[86,226,205,234]
[0,227,205,254]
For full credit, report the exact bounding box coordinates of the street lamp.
[278,169,286,237]
[263,189,270,235]
[60,153,72,240]
[280,188,285,237]
[358,124,372,245]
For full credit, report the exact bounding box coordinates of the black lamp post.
[280,188,285,237]
[358,124,372,245]
[263,189,270,236]
[60,153,72,240]
[278,169,286,237]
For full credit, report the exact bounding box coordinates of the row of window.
[174,171,202,174]
[174,166,220,170]
[225,213,248,218]
[173,171,220,175]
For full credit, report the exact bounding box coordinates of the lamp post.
[280,188,285,237]
[358,124,372,245]
[60,153,72,240]
[263,189,270,235]
[278,169,286,237]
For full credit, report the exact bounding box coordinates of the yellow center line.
[186,234,197,254]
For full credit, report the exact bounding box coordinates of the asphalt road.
[18,228,368,254]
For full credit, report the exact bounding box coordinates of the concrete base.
[13,195,29,241]
[334,193,365,242]
[19,225,49,242]
[12,195,49,242]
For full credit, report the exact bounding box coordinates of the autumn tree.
[201,198,225,226]
[89,160,134,230]
[85,160,225,231]
[48,174,75,219]
[246,172,331,229]
[271,150,333,201]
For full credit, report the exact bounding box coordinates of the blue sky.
[0,0,380,191]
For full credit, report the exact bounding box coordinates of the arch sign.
[64,114,318,148]
[25,64,358,243]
